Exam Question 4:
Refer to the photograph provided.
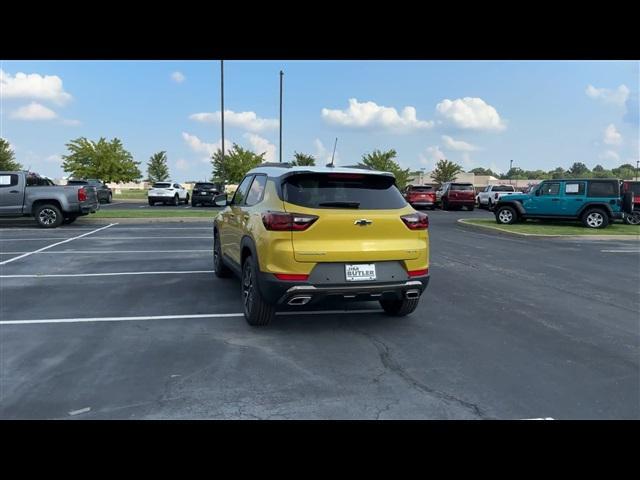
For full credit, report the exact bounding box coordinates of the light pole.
[636,159,639,180]
[279,70,283,163]
[220,60,225,165]
[509,159,513,186]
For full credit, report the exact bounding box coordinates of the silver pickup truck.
[476,184,518,209]
[0,171,99,228]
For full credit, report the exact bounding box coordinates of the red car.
[404,185,436,210]
[621,180,640,225]
[437,182,476,211]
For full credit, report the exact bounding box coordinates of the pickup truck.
[621,180,640,225]
[0,171,99,228]
[477,184,518,209]
[494,178,633,229]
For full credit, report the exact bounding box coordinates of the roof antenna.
[327,137,338,167]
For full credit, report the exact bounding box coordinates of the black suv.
[191,182,220,207]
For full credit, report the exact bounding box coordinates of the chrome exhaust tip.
[405,289,420,299]
[288,296,312,306]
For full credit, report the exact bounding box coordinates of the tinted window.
[245,175,267,206]
[625,182,640,195]
[587,181,617,197]
[232,175,254,205]
[540,182,560,195]
[26,175,51,186]
[564,182,585,195]
[153,183,171,188]
[409,186,433,192]
[195,183,215,189]
[0,174,19,187]
[67,180,88,185]
[173,184,181,189]
[283,173,406,210]
[492,185,515,192]
[451,184,474,191]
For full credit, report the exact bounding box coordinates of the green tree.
[612,164,636,179]
[468,167,497,177]
[62,137,141,183]
[568,162,591,177]
[359,149,411,189]
[500,167,527,180]
[0,138,22,171]
[431,159,464,185]
[211,144,265,184]
[291,151,316,166]
[549,167,566,179]
[591,164,614,178]
[147,151,170,183]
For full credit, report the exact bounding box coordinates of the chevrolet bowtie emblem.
[354,219,373,226]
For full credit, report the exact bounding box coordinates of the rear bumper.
[192,194,217,203]
[148,196,175,202]
[80,202,99,214]
[257,271,430,306]
[446,199,475,205]
[409,201,434,207]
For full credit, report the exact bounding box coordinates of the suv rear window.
[283,173,406,209]
[450,183,474,191]
[492,185,515,192]
[587,181,618,197]
[152,183,171,188]
[67,180,88,185]
[408,186,433,191]
[195,183,215,189]
[625,182,640,195]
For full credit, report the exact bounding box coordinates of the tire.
[241,255,275,326]
[495,205,518,225]
[185,194,190,205]
[380,297,420,316]
[192,199,198,207]
[581,208,609,229]
[62,216,78,225]
[106,193,112,204]
[213,231,232,278]
[34,204,63,228]
[148,199,155,206]
[467,204,475,211]
[173,195,179,206]
[442,198,449,210]
[624,211,640,225]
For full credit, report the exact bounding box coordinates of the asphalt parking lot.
[1,209,638,419]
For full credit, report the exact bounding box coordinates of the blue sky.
[1,60,638,181]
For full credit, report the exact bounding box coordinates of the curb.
[76,217,215,224]
[457,219,640,241]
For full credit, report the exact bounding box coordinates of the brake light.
[262,211,318,231]
[408,268,429,277]
[401,212,429,230]
[78,187,87,202]
[274,273,309,281]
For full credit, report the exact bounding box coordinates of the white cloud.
[0,69,72,105]
[436,97,506,131]
[176,159,189,171]
[603,124,622,146]
[45,154,62,163]
[321,98,433,133]
[419,146,447,167]
[10,102,58,120]
[441,135,480,151]
[182,132,230,162]
[171,71,186,83]
[189,110,278,132]
[599,150,620,163]
[62,118,81,126]
[586,84,629,107]
[244,133,276,162]
[314,138,339,165]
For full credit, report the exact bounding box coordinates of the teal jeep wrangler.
[494,179,634,229]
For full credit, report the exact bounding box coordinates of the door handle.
[9,190,19,193]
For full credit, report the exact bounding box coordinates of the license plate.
[345,264,376,282]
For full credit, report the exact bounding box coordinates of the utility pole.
[509,159,513,186]
[279,70,283,163]
[220,60,225,166]
[636,159,639,180]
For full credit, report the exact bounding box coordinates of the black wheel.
[442,199,449,210]
[213,231,232,278]
[62,216,78,225]
[242,255,275,326]
[624,211,640,225]
[106,193,112,204]
[467,204,475,211]
[148,199,155,206]
[34,204,63,228]
[495,205,518,225]
[185,194,190,205]
[380,297,419,316]
[192,200,198,207]
[581,208,609,229]
[173,195,179,206]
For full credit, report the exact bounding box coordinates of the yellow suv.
[213,164,430,326]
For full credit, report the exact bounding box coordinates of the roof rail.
[260,162,292,168]
[342,164,374,170]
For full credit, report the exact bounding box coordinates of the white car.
[148,181,190,206]
[476,184,517,209]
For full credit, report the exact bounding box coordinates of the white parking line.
[600,250,640,253]
[0,270,215,278]
[0,223,117,266]
[0,309,384,325]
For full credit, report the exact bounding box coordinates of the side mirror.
[534,189,541,196]
[214,194,228,207]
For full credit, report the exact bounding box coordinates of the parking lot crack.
[354,330,491,420]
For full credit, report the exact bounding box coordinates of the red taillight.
[401,211,429,230]
[78,187,87,202]
[262,211,318,231]
[408,268,429,277]
[274,273,309,281]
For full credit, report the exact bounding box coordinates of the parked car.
[67,178,112,203]
[437,182,476,210]
[477,184,518,209]
[191,182,219,207]
[494,179,634,228]
[0,171,99,227]
[621,180,640,225]
[147,181,189,206]
[404,185,436,210]
[212,165,430,326]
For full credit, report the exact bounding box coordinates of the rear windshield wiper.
[318,201,360,208]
